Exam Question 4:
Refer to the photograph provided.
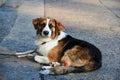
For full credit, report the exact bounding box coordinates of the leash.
[0,53,16,56]
[0,50,17,56]
[0,50,36,57]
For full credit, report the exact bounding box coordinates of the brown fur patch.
[84,61,95,71]
[47,40,66,62]
[49,18,59,39]
[32,17,47,34]
[61,46,91,67]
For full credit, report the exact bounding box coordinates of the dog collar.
[41,42,47,45]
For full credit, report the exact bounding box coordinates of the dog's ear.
[32,17,43,30]
[32,18,39,30]
[55,19,64,31]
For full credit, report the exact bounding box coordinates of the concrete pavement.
[0,0,120,80]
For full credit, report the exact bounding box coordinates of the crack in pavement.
[98,0,120,19]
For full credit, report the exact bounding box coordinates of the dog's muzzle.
[43,30,49,36]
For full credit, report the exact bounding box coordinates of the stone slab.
[100,0,120,18]
[0,7,17,43]
[0,0,6,6]
[0,0,44,52]
[0,52,40,80]
[0,0,44,80]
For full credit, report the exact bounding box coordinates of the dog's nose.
[43,31,49,35]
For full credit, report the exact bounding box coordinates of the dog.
[16,17,102,75]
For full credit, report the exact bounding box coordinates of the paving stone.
[0,0,44,80]
[0,0,44,52]
[3,0,23,9]
[0,55,40,80]
[0,8,17,43]
[99,0,120,18]
[0,0,6,6]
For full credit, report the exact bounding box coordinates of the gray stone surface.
[0,0,44,52]
[0,53,40,80]
[0,6,17,43]
[45,0,120,80]
[0,0,6,6]
[99,0,120,18]
[0,0,44,80]
[0,0,120,80]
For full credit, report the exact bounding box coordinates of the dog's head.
[32,17,64,39]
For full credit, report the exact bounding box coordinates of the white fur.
[42,19,52,37]
[42,66,52,69]
[39,62,61,75]
[39,69,53,75]
[34,55,49,63]
[37,39,58,56]
[35,35,52,45]
[40,65,56,74]
[51,62,60,67]
[57,31,67,41]
[36,31,67,56]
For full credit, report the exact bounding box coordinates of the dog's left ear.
[32,17,43,30]
[32,18,39,30]
[55,19,64,31]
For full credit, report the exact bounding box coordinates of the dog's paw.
[39,62,60,75]
[39,69,52,75]
[50,62,60,67]
[39,66,54,75]
[42,66,51,70]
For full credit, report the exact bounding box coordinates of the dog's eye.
[49,24,53,28]
[40,23,46,26]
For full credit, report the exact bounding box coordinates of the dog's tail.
[51,63,101,75]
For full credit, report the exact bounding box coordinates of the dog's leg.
[34,55,50,64]
[39,62,60,75]
[41,62,60,69]
[50,62,60,67]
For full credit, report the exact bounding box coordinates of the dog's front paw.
[41,66,51,70]
[39,66,54,75]
[39,62,61,75]
[50,62,60,67]
[39,69,53,75]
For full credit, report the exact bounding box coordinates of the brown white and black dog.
[16,17,102,75]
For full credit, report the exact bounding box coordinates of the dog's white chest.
[37,40,58,56]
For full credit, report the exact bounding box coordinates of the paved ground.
[0,0,120,80]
